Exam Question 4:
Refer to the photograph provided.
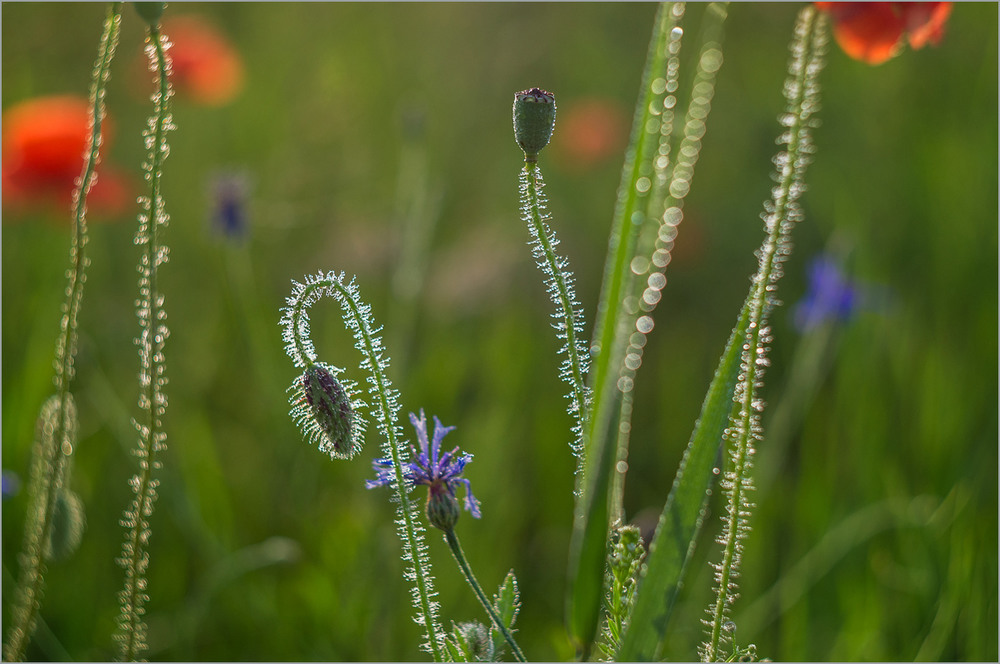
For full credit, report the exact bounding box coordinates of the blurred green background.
[2,2,996,661]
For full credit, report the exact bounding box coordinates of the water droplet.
[663,206,683,226]
[647,272,667,290]
[636,315,655,334]
[669,178,690,199]
[636,177,651,194]
[701,48,724,73]
[616,460,629,473]
[652,249,671,269]
[630,256,650,275]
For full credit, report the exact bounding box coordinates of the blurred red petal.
[2,95,108,184]
[552,98,628,170]
[2,95,129,221]
[900,2,952,49]
[162,15,244,106]
[85,167,131,219]
[817,2,905,65]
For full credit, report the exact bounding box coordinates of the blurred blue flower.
[2,469,21,499]
[366,410,481,522]
[209,173,250,241]
[794,255,861,332]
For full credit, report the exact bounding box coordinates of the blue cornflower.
[367,410,481,530]
[2,469,20,500]
[209,173,250,241]
[794,255,861,332]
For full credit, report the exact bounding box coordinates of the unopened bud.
[133,2,165,27]
[426,485,460,531]
[513,87,556,162]
[300,363,358,459]
[46,489,85,561]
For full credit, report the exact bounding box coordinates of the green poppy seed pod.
[46,489,85,561]
[426,485,460,531]
[301,364,357,458]
[133,2,165,27]
[513,87,556,163]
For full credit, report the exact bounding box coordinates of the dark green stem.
[444,529,527,662]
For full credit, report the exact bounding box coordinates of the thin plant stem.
[3,3,123,660]
[702,7,826,660]
[326,277,445,662]
[443,529,527,663]
[520,162,591,483]
[117,19,174,661]
[281,272,445,660]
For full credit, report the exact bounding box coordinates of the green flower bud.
[46,489,85,561]
[513,87,556,162]
[133,2,165,27]
[300,363,357,458]
[451,621,493,661]
[426,484,460,531]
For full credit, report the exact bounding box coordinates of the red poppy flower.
[551,98,628,170]
[161,15,244,106]
[816,2,953,65]
[2,95,129,220]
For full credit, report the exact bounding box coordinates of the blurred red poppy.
[161,15,244,106]
[2,95,130,220]
[551,98,628,170]
[816,2,952,65]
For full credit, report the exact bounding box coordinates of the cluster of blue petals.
[366,410,481,519]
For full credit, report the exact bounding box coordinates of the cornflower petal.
[367,410,481,521]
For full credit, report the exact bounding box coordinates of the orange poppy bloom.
[816,2,953,65]
[161,15,244,106]
[551,98,629,170]
[2,95,129,219]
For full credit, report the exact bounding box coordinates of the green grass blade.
[616,293,752,661]
[566,3,681,654]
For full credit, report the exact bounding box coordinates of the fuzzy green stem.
[280,272,445,658]
[444,529,527,662]
[118,21,172,662]
[523,158,590,430]
[704,7,824,660]
[325,277,445,661]
[3,5,122,661]
[521,162,590,478]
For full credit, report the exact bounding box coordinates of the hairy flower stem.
[520,163,591,483]
[117,20,173,661]
[703,7,826,660]
[3,4,123,661]
[329,279,445,661]
[444,529,527,662]
[281,272,445,660]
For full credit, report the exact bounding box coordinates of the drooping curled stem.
[444,529,527,662]
[3,4,123,661]
[520,163,592,486]
[280,271,445,661]
[702,7,827,661]
[117,18,174,661]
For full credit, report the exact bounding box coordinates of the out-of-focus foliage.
[2,3,996,661]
